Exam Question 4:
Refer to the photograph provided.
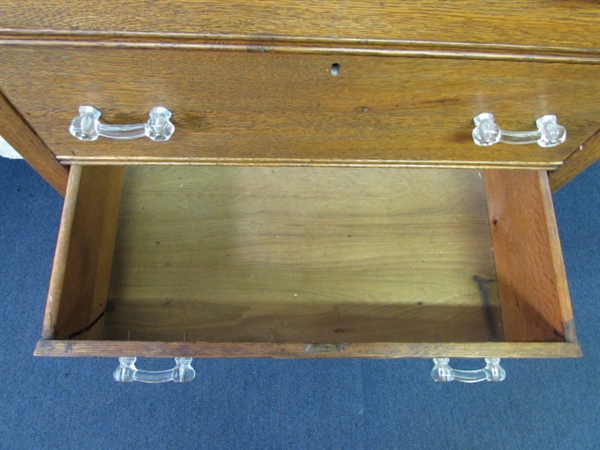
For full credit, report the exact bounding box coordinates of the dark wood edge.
[1,31,599,64]
[0,91,67,196]
[34,340,582,359]
[550,128,600,192]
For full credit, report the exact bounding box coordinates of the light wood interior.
[484,170,575,343]
[44,165,125,340]
[100,166,503,344]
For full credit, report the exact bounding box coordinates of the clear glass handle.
[113,357,195,383]
[69,106,175,141]
[431,358,506,383]
[472,112,566,147]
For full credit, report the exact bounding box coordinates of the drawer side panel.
[484,170,575,342]
[42,165,125,340]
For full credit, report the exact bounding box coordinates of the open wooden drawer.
[35,165,579,381]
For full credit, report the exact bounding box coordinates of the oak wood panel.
[2,0,599,52]
[550,128,600,191]
[42,165,125,340]
[484,170,575,343]
[103,166,501,344]
[1,47,599,168]
[0,91,68,195]
[34,340,583,359]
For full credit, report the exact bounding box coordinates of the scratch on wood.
[66,307,107,339]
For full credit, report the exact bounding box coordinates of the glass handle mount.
[431,358,506,383]
[472,112,566,147]
[113,357,195,383]
[69,106,174,141]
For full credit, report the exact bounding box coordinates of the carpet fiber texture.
[1,158,598,450]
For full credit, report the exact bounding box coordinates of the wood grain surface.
[42,165,125,340]
[1,46,598,168]
[34,340,582,359]
[484,170,575,343]
[2,0,599,52]
[0,91,68,195]
[102,166,501,344]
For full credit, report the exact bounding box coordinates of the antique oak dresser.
[1,1,599,383]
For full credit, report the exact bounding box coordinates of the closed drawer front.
[1,45,599,168]
[35,165,580,359]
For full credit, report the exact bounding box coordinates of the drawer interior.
[106,166,501,344]
[36,165,579,358]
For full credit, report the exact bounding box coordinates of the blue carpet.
[1,158,598,450]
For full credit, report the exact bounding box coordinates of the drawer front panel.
[34,341,582,359]
[1,46,599,168]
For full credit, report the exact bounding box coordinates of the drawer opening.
[36,165,579,358]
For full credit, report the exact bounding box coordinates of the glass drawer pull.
[472,112,566,147]
[69,106,175,141]
[113,357,195,383]
[431,358,506,383]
